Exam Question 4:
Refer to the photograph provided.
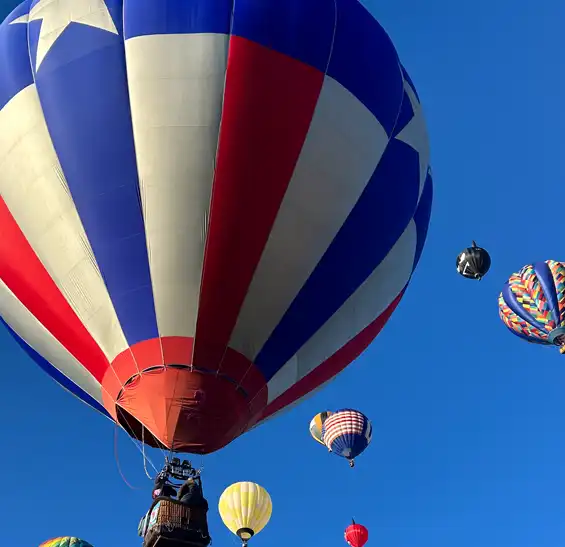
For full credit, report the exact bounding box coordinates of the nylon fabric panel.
[0,84,128,361]
[124,33,228,337]
[30,0,159,346]
[0,198,109,381]
[229,75,389,361]
[231,0,404,134]
[260,181,431,417]
[263,219,417,399]
[260,290,404,422]
[253,93,420,379]
[123,0,233,39]
[261,186,428,414]
[193,37,324,372]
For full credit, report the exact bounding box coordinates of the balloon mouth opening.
[237,528,255,541]
[101,337,269,453]
[110,366,261,454]
[116,406,166,449]
[548,327,565,346]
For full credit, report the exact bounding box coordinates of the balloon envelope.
[323,409,372,464]
[40,539,93,547]
[309,411,333,445]
[456,241,491,280]
[499,260,565,353]
[218,482,272,540]
[345,523,369,547]
[0,0,432,454]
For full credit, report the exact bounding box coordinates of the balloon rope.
[114,423,142,490]
[141,425,155,479]
[119,412,161,475]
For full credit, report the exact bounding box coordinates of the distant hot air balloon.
[39,539,93,547]
[0,0,432,456]
[456,241,491,280]
[499,260,565,353]
[345,520,369,547]
[218,482,272,547]
[322,409,372,467]
[309,411,333,446]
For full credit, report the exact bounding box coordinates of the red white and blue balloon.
[322,409,373,467]
[0,0,432,454]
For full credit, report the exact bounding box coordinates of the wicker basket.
[157,500,191,529]
[151,499,207,531]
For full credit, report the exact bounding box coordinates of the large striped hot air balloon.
[499,261,565,353]
[0,0,432,455]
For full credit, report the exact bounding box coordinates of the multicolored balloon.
[322,409,372,467]
[0,0,432,455]
[39,539,93,547]
[345,520,369,547]
[309,411,333,446]
[218,482,272,547]
[499,260,565,353]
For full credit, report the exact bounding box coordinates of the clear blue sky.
[2,1,565,546]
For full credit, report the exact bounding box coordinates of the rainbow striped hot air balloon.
[499,260,565,353]
[323,409,372,467]
[40,538,93,547]
[0,0,432,456]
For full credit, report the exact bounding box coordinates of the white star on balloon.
[395,79,431,202]
[9,14,29,24]
[24,0,119,70]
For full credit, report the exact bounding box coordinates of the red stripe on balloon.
[193,36,324,371]
[0,198,109,381]
[260,290,405,420]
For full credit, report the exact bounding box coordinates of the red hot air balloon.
[345,520,369,547]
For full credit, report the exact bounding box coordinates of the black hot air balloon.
[456,241,491,280]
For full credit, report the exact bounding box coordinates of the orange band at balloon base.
[101,336,268,454]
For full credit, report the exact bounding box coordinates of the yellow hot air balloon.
[218,482,272,547]
[309,411,333,446]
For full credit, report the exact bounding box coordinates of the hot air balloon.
[456,241,491,280]
[39,539,93,547]
[0,0,432,455]
[322,409,372,467]
[309,411,333,445]
[345,520,369,547]
[218,482,272,547]
[499,260,565,353]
